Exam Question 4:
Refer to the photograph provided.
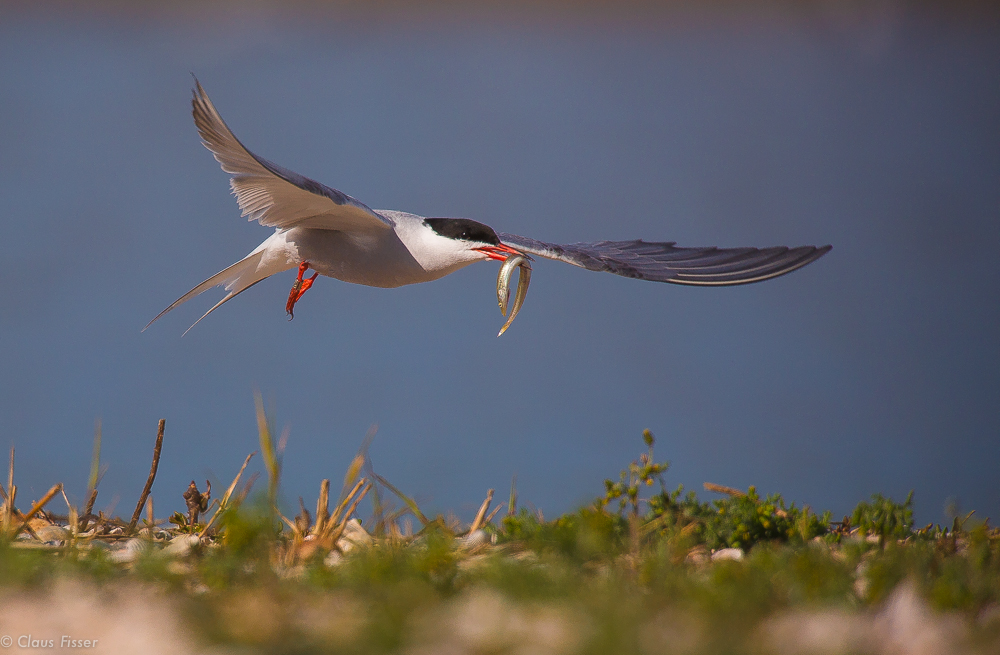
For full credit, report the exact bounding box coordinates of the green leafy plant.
[168,511,200,535]
[701,488,828,551]
[852,491,914,547]
[597,429,669,518]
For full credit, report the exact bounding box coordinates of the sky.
[0,2,998,527]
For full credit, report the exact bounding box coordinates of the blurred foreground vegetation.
[1,412,998,654]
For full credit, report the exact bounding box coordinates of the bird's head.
[423,218,524,262]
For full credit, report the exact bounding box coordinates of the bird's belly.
[285,227,462,289]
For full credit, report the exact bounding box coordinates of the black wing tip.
[190,79,214,135]
[795,243,833,268]
[670,243,832,286]
[191,73,206,97]
[191,76,206,110]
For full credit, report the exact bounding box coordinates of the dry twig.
[324,482,372,544]
[60,487,79,538]
[81,420,103,532]
[313,479,330,537]
[468,489,495,533]
[199,451,256,538]
[484,503,505,526]
[3,446,15,533]
[703,482,746,498]
[372,473,428,527]
[330,479,365,527]
[11,484,63,538]
[128,419,165,534]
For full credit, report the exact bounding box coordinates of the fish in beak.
[495,254,532,337]
[474,243,532,336]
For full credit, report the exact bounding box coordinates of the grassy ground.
[1,408,998,654]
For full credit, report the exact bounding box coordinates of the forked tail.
[143,248,287,335]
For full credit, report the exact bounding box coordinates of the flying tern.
[145,81,831,336]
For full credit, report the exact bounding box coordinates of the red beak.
[474,243,524,262]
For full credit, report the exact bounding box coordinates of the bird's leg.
[286,261,318,319]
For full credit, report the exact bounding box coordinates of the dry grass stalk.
[146,495,154,531]
[235,472,259,505]
[468,489,495,533]
[333,424,379,527]
[362,451,386,537]
[281,495,321,566]
[703,482,746,498]
[278,512,300,535]
[11,483,63,538]
[60,487,79,539]
[199,451,256,538]
[81,420,103,532]
[254,391,282,509]
[313,479,330,537]
[484,503,505,527]
[323,482,372,545]
[341,455,365,498]
[274,504,297,543]
[7,445,13,501]
[80,490,98,532]
[88,420,102,489]
[128,419,165,534]
[295,498,311,535]
[372,473,429,527]
[102,494,121,522]
[347,426,377,490]
[381,507,412,540]
[3,445,15,533]
[0,486,28,539]
[333,486,371,542]
[0,447,9,504]
[0,485,9,534]
[508,474,517,517]
[343,482,371,522]
[330,479,365,527]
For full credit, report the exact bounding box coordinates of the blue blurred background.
[1,2,997,525]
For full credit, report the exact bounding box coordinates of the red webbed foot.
[286,261,319,319]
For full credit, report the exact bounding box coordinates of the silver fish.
[496,255,531,337]
[496,255,523,317]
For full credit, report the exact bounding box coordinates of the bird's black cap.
[424,218,501,246]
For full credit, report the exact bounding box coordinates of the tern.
[145,81,831,336]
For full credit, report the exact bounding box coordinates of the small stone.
[711,548,744,562]
[461,530,489,550]
[109,538,150,564]
[161,534,200,558]
[336,519,372,554]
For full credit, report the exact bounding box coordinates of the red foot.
[286,261,318,319]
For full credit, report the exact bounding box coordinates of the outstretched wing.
[496,233,831,286]
[192,79,392,233]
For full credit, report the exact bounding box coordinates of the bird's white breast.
[277,218,475,289]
